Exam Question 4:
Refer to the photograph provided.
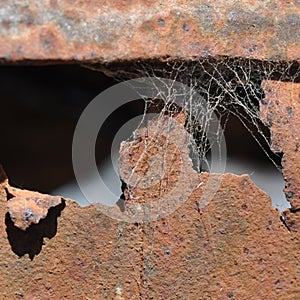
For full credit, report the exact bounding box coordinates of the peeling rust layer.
[0,1,300,63]
[6,187,63,231]
[261,81,300,210]
[0,181,141,298]
[118,112,198,221]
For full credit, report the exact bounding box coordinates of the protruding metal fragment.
[7,187,62,230]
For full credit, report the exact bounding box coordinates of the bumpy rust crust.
[6,187,63,231]
[261,81,300,210]
[0,1,299,63]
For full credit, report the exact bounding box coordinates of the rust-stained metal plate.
[0,168,300,298]
[0,0,299,63]
[261,81,300,210]
[0,113,299,299]
[0,2,299,296]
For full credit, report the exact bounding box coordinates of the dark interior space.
[0,65,116,192]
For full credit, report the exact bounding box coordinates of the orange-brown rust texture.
[259,82,300,297]
[0,114,300,299]
[261,81,300,210]
[0,172,142,298]
[119,112,196,204]
[7,187,63,231]
[0,1,300,297]
[0,1,300,63]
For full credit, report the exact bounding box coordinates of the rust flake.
[6,187,63,231]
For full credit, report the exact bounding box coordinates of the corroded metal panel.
[0,1,299,63]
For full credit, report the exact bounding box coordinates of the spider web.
[101,57,299,196]
[103,58,300,297]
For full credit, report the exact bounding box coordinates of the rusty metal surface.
[0,168,299,298]
[0,114,300,299]
[0,178,142,298]
[261,81,300,210]
[7,187,63,230]
[0,1,300,63]
[0,2,300,297]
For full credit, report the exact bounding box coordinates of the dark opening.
[0,63,290,210]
